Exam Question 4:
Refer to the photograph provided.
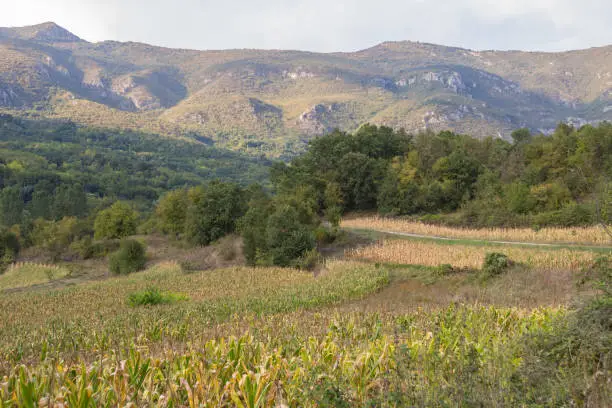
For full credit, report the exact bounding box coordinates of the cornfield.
[342,216,612,246]
[0,257,607,406]
[0,262,69,291]
[0,305,565,407]
[345,239,599,270]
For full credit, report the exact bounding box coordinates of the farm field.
[0,225,610,406]
[345,238,599,270]
[342,216,612,246]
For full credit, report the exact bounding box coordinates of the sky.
[1,0,611,52]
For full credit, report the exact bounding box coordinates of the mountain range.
[1,22,611,157]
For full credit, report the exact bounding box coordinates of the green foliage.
[482,253,512,277]
[292,248,323,271]
[238,197,274,266]
[265,206,316,267]
[0,186,24,227]
[0,114,270,224]
[0,229,20,271]
[155,189,189,237]
[31,217,92,260]
[94,202,139,240]
[282,123,611,227]
[109,239,147,275]
[128,287,187,307]
[184,182,247,246]
[434,264,458,277]
[324,183,343,227]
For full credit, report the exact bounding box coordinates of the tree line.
[1,120,610,271]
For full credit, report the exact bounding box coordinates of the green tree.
[505,182,535,214]
[266,206,315,267]
[324,182,343,227]
[0,228,19,271]
[238,197,274,266]
[94,202,139,240]
[155,189,188,237]
[184,182,246,246]
[0,186,24,227]
[336,153,383,211]
[52,184,88,220]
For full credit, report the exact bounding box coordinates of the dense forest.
[0,114,270,224]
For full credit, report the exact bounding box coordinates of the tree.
[324,182,343,227]
[336,153,383,211]
[238,197,274,266]
[265,206,315,267]
[511,128,532,145]
[52,184,88,220]
[155,189,188,237]
[0,228,19,271]
[0,186,24,227]
[184,182,246,246]
[94,202,138,240]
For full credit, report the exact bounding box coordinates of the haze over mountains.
[1,22,611,156]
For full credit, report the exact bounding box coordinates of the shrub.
[434,264,457,277]
[109,239,147,275]
[184,182,246,246]
[216,236,238,261]
[482,253,511,277]
[69,236,94,260]
[292,248,323,271]
[266,206,315,267]
[94,202,139,240]
[128,286,187,307]
[0,229,20,272]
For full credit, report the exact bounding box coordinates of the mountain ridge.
[0,22,611,157]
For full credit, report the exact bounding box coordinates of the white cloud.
[0,0,610,51]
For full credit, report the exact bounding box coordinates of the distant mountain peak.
[0,22,84,43]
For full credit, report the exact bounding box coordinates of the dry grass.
[0,262,70,291]
[345,239,597,270]
[342,216,611,246]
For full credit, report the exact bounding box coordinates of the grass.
[128,286,188,307]
[0,263,70,291]
[342,216,612,246]
[345,238,600,270]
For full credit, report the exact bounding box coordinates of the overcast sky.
[1,0,611,52]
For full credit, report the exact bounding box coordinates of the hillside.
[0,22,611,156]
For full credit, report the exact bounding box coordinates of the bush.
[216,236,238,261]
[266,206,315,267]
[434,264,457,277]
[482,253,511,277]
[0,229,20,272]
[184,182,246,246]
[128,287,187,307]
[292,248,323,271]
[94,202,139,240]
[69,236,95,260]
[109,239,147,275]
